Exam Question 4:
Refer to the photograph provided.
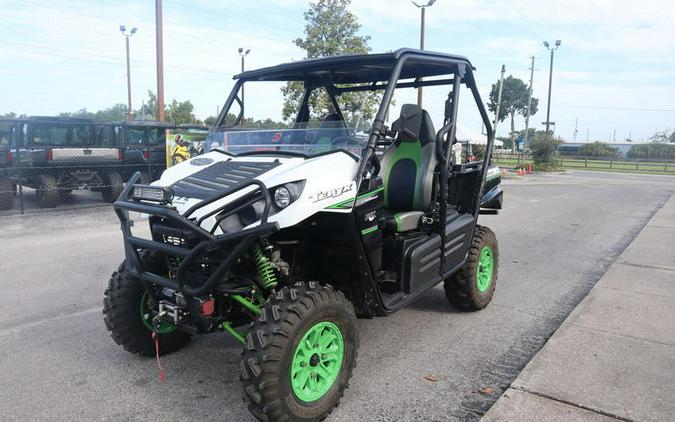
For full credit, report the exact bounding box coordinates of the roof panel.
[236,48,473,85]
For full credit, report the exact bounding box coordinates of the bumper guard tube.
[113,172,279,297]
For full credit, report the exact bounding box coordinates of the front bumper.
[113,172,278,297]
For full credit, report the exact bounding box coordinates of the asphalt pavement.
[1,171,674,421]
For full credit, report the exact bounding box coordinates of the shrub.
[529,131,562,170]
[579,142,620,158]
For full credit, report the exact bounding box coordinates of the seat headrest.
[391,104,436,145]
[392,104,422,142]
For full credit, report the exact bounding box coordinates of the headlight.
[274,186,291,208]
[131,185,173,203]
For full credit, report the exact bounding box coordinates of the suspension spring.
[251,242,277,289]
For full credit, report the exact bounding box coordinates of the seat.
[379,104,437,232]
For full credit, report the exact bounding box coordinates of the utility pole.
[543,40,561,141]
[494,65,506,150]
[523,56,535,151]
[155,0,165,121]
[119,25,137,121]
[613,128,616,142]
[586,128,589,142]
[573,117,578,142]
[412,0,436,107]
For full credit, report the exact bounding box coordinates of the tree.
[59,104,128,122]
[204,115,217,126]
[136,90,157,119]
[166,99,198,125]
[488,76,538,153]
[281,0,378,125]
[529,130,561,170]
[579,142,619,158]
[650,128,675,143]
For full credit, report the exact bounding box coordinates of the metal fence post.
[18,183,24,215]
[636,159,639,171]
[609,158,612,169]
[585,157,588,168]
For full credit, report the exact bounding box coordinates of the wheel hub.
[290,321,344,402]
[476,246,494,293]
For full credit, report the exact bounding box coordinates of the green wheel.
[444,225,498,311]
[290,321,345,402]
[241,282,358,421]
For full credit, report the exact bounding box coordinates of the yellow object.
[171,143,190,164]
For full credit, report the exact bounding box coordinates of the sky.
[1,0,674,142]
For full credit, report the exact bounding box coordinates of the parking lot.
[1,170,674,421]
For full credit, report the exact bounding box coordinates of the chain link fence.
[0,118,208,214]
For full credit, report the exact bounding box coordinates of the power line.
[0,40,234,78]
[554,104,675,113]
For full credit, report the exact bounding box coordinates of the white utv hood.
[154,151,359,233]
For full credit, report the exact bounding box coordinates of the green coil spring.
[252,243,277,289]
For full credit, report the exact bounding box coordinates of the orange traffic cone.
[527,163,533,174]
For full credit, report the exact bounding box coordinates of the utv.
[7,116,124,208]
[104,49,503,421]
[99,120,175,183]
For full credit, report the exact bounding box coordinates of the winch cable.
[151,331,166,382]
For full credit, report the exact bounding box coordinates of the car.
[5,116,126,208]
[104,48,503,421]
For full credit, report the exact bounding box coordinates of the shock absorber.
[251,242,277,289]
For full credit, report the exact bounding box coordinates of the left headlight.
[131,185,173,204]
[271,181,304,210]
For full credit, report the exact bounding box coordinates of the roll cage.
[214,48,495,219]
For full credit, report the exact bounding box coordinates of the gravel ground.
[1,170,673,421]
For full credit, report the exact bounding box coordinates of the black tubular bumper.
[113,172,278,296]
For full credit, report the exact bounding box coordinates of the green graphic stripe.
[361,225,379,235]
[326,187,384,209]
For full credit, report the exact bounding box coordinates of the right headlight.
[271,181,304,211]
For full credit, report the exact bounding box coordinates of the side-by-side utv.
[104,48,503,421]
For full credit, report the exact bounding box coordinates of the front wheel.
[444,225,499,311]
[103,256,191,356]
[241,282,359,422]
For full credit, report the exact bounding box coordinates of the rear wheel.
[35,174,60,208]
[101,171,124,202]
[444,225,498,311]
[0,176,14,210]
[241,282,358,421]
[103,254,191,356]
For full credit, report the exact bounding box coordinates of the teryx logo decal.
[308,183,354,203]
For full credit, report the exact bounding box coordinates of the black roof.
[236,48,473,85]
[14,116,96,124]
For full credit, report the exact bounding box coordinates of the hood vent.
[171,160,280,199]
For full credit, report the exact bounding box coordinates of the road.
[1,171,673,421]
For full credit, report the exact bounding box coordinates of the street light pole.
[543,39,561,140]
[238,48,250,125]
[412,0,436,107]
[119,25,137,121]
